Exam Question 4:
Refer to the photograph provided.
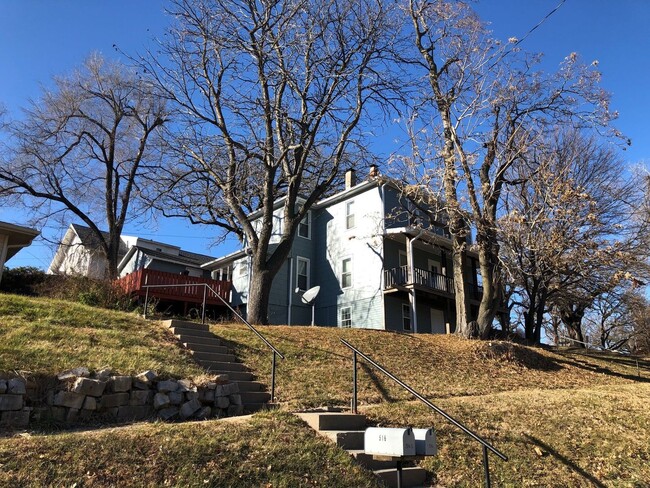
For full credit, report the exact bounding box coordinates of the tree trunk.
[475,234,501,339]
[559,305,586,347]
[247,265,276,325]
[451,234,472,337]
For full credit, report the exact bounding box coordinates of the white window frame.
[341,307,352,328]
[238,260,248,277]
[402,303,411,331]
[296,256,310,291]
[298,212,311,239]
[399,250,408,267]
[341,257,353,289]
[345,200,355,230]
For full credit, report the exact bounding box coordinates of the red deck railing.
[114,268,231,305]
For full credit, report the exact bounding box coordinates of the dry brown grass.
[209,324,649,409]
[364,383,650,487]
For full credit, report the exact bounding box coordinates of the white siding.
[319,187,385,329]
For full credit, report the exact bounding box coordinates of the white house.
[202,168,494,333]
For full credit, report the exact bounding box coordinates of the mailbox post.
[364,427,437,488]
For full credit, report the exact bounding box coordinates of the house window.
[399,250,408,267]
[298,212,311,239]
[238,261,247,277]
[402,304,411,331]
[341,258,352,288]
[341,307,352,328]
[296,257,310,291]
[345,201,355,229]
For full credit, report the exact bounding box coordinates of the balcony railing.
[114,268,231,305]
[384,265,454,294]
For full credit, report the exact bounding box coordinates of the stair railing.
[340,338,507,488]
[142,281,285,402]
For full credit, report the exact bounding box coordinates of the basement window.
[341,307,352,328]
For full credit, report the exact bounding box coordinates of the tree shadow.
[552,355,650,384]
[559,348,650,374]
[523,433,606,488]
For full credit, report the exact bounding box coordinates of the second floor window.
[296,257,310,291]
[345,201,355,229]
[298,212,311,239]
[341,258,352,288]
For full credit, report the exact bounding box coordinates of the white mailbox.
[412,428,437,456]
[364,427,416,457]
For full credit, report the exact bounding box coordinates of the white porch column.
[0,234,9,285]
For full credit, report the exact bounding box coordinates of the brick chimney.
[345,169,356,189]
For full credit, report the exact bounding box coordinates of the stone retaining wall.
[0,368,246,429]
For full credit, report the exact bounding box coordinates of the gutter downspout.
[287,256,293,325]
[409,229,425,334]
[379,182,389,329]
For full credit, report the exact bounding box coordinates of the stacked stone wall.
[0,368,246,429]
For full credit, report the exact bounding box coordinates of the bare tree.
[139,0,401,323]
[500,131,647,344]
[404,0,616,338]
[0,54,168,279]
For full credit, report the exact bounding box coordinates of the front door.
[430,308,446,334]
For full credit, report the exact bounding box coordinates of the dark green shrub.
[0,266,48,295]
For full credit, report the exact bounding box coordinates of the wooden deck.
[114,268,231,305]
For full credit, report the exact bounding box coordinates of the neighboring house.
[49,224,229,314]
[49,223,216,280]
[48,224,128,279]
[0,221,40,284]
[202,168,495,333]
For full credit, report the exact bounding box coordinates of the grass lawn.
[210,323,650,409]
[1,294,648,486]
[0,293,204,378]
[0,411,380,488]
[364,383,650,487]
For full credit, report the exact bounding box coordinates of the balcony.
[384,265,487,302]
[384,265,454,295]
[114,268,231,305]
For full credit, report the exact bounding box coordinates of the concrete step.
[172,327,214,339]
[321,430,365,450]
[374,467,428,488]
[164,319,209,331]
[244,402,278,414]
[349,450,398,470]
[209,371,255,381]
[296,412,366,431]
[199,360,249,372]
[183,341,227,353]
[240,391,272,404]
[190,351,237,362]
[235,381,264,392]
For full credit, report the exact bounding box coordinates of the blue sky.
[1,0,649,269]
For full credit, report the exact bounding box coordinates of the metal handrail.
[142,281,285,401]
[341,338,507,487]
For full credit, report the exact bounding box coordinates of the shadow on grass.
[524,434,606,488]
[561,348,650,374]
[552,354,650,384]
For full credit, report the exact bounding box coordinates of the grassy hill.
[0,293,204,378]
[1,293,648,486]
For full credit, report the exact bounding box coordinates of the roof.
[135,246,216,268]
[0,221,40,261]
[70,223,110,250]
[201,249,247,269]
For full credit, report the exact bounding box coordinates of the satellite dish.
[300,286,320,305]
